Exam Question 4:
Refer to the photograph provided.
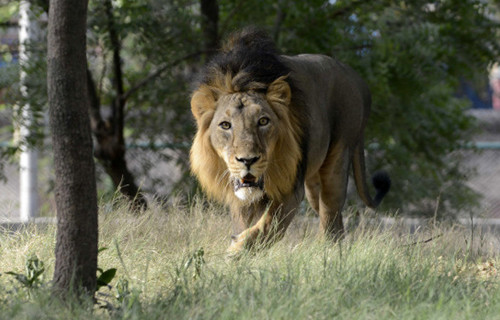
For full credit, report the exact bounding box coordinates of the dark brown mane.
[197,28,292,93]
[193,28,309,193]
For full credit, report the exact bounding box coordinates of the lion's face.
[190,76,302,206]
[210,92,279,203]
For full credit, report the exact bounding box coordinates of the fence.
[2,110,500,221]
[0,144,188,220]
[463,145,500,218]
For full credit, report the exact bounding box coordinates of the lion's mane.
[190,29,304,206]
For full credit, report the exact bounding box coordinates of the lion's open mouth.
[234,173,264,191]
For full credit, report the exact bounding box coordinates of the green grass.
[0,198,499,319]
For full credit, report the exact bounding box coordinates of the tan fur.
[190,77,301,206]
[190,39,389,255]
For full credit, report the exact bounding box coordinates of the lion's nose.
[235,156,260,169]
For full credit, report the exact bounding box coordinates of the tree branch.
[0,21,19,27]
[328,0,366,20]
[219,0,245,35]
[87,66,148,210]
[104,0,125,144]
[87,0,147,210]
[201,0,219,58]
[121,51,204,102]
[333,44,373,52]
[272,0,287,43]
[86,68,104,131]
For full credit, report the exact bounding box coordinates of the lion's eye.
[219,121,231,130]
[258,117,270,126]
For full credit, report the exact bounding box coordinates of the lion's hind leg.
[318,144,350,239]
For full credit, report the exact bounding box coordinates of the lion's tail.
[352,142,391,209]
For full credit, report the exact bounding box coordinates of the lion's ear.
[191,87,216,124]
[267,76,291,106]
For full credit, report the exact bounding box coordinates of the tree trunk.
[272,0,286,44]
[87,68,147,211]
[201,0,219,58]
[48,0,98,295]
[84,0,147,210]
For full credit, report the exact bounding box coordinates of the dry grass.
[0,197,499,319]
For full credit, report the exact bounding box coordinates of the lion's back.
[280,54,372,177]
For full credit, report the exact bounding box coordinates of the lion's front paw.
[226,231,251,259]
[226,241,245,260]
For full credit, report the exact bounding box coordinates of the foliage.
[6,254,45,291]
[0,0,48,185]
[2,0,500,216]
[182,247,205,279]
[96,248,117,291]
[220,0,500,216]
[3,248,118,299]
[86,0,200,196]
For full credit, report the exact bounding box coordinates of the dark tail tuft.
[372,171,391,207]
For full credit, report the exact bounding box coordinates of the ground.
[0,199,499,319]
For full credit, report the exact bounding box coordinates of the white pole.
[18,0,39,221]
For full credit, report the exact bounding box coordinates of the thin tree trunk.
[272,0,286,44]
[201,0,219,58]
[48,0,98,295]
[87,69,147,210]
[83,0,147,210]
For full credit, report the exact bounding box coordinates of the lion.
[190,29,390,255]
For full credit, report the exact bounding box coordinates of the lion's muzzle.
[234,173,264,191]
[233,173,265,202]
[235,156,260,169]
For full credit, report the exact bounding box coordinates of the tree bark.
[83,0,147,210]
[272,0,286,43]
[201,0,219,58]
[48,0,98,295]
[87,69,148,211]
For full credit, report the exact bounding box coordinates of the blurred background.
[2,0,500,221]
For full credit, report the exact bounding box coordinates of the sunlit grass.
[0,197,499,319]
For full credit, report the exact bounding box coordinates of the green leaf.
[98,247,108,254]
[6,272,30,287]
[97,268,117,289]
